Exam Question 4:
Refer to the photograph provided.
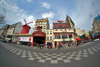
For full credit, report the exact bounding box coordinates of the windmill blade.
[24,19,27,24]
[27,21,33,24]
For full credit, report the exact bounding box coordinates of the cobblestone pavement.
[1,42,100,64]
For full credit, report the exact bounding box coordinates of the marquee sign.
[18,37,31,42]
[53,23,70,29]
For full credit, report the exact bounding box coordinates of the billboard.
[18,37,32,42]
[53,23,70,29]
[96,15,100,24]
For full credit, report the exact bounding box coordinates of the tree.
[0,15,5,25]
[89,31,93,40]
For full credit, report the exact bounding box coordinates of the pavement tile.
[38,59,45,63]
[51,60,58,64]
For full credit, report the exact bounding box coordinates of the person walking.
[77,42,78,46]
[28,43,30,47]
[58,42,61,50]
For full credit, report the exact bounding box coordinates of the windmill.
[20,19,33,34]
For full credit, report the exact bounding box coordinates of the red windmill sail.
[20,19,33,34]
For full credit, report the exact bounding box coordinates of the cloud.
[70,0,100,32]
[41,11,55,19]
[0,0,35,34]
[27,0,33,3]
[40,2,50,9]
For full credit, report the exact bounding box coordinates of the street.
[0,41,100,67]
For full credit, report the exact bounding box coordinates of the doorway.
[33,37,45,46]
[54,41,57,48]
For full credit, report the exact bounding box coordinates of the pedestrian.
[39,44,41,49]
[58,42,61,49]
[28,43,30,47]
[77,42,78,46]
[41,44,44,49]
[47,44,49,48]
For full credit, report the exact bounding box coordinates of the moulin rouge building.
[33,15,76,48]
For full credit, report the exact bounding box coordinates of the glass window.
[41,23,43,25]
[43,30,45,32]
[50,36,52,40]
[62,35,67,39]
[36,23,37,25]
[39,23,40,25]
[47,36,49,40]
[44,22,46,24]
[35,27,37,29]
[44,26,45,29]
[55,35,61,39]
[69,35,72,38]
[7,35,12,38]
[50,31,52,34]
[47,31,49,34]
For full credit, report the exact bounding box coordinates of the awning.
[47,42,52,44]
[76,38,81,41]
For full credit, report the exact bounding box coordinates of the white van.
[94,38,99,42]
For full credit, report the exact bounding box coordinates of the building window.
[55,35,61,39]
[44,22,46,24]
[43,30,45,32]
[50,31,52,34]
[69,35,72,38]
[50,36,52,40]
[47,31,49,34]
[39,23,40,25]
[36,23,37,25]
[62,35,67,39]
[44,26,45,29]
[41,23,43,25]
[47,36,49,40]
[35,27,37,29]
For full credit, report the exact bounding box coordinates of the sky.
[0,0,100,33]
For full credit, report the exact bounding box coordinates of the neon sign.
[53,23,70,29]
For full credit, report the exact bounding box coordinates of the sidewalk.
[0,41,94,50]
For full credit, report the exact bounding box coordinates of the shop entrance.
[54,41,57,48]
[33,37,45,46]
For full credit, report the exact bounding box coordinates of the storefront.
[12,34,32,45]
[53,33,75,47]
[18,37,32,45]
[32,31,46,46]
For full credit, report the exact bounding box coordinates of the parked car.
[94,38,99,42]
[6,40,10,43]
[2,39,6,43]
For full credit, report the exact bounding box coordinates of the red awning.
[76,38,81,41]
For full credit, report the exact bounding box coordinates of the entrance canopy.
[76,37,81,41]
[32,31,45,37]
[32,31,46,46]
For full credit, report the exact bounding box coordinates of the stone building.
[33,15,76,47]
[75,28,86,36]
[92,14,100,39]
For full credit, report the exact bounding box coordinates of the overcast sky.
[0,0,100,33]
